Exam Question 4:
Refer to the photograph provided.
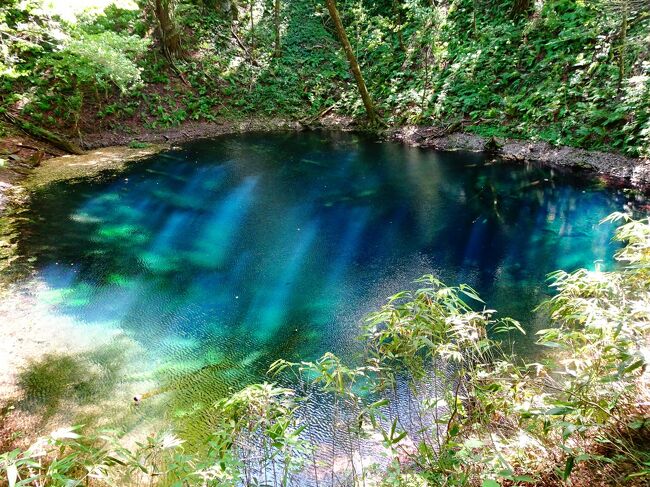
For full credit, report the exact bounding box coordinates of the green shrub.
[41,32,149,95]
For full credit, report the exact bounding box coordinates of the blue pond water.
[16,131,638,436]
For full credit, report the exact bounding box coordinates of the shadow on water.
[9,130,646,444]
[3,336,175,452]
[17,343,127,417]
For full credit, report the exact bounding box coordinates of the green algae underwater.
[5,131,645,446]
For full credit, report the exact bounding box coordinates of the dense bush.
[0,0,148,131]
[42,32,149,94]
[350,0,650,155]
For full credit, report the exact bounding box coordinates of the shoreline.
[2,117,648,201]
[76,119,650,191]
[389,125,650,191]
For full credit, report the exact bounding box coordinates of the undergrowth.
[1,0,649,154]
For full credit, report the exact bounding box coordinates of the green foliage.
[0,0,150,133]
[42,32,149,94]
[354,213,649,485]
[3,0,648,154]
[362,277,521,380]
[128,140,151,149]
[1,427,188,486]
[213,383,310,485]
[341,0,650,154]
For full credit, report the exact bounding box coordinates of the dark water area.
[14,131,641,437]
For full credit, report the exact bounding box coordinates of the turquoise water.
[15,131,639,437]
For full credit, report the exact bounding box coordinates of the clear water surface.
[14,131,640,439]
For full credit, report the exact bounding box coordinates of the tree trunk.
[618,1,628,91]
[512,0,532,16]
[273,0,281,57]
[472,0,477,38]
[249,0,256,62]
[231,0,239,20]
[324,0,377,124]
[394,0,405,53]
[2,113,84,155]
[153,0,183,60]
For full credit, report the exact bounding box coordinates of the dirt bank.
[390,125,650,191]
[80,118,305,149]
[3,116,650,194]
[24,144,167,188]
[68,118,650,191]
[0,118,309,207]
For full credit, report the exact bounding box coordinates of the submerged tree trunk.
[273,0,281,57]
[153,0,183,60]
[324,0,378,124]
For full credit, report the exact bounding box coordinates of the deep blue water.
[16,131,639,436]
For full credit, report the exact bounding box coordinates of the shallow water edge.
[78,118,650,191]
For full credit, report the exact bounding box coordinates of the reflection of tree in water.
[430,159,624,291]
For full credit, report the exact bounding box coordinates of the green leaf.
[513,476,535,482]
[562,456,575,480]
[464,438,484,448]
[545,406,574,416]
[628,419,647,430]
[623,359,645,375]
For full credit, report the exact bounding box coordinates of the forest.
[0,0,649,153]
[0,0,650,486]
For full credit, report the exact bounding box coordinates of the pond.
[7,131,640,443]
